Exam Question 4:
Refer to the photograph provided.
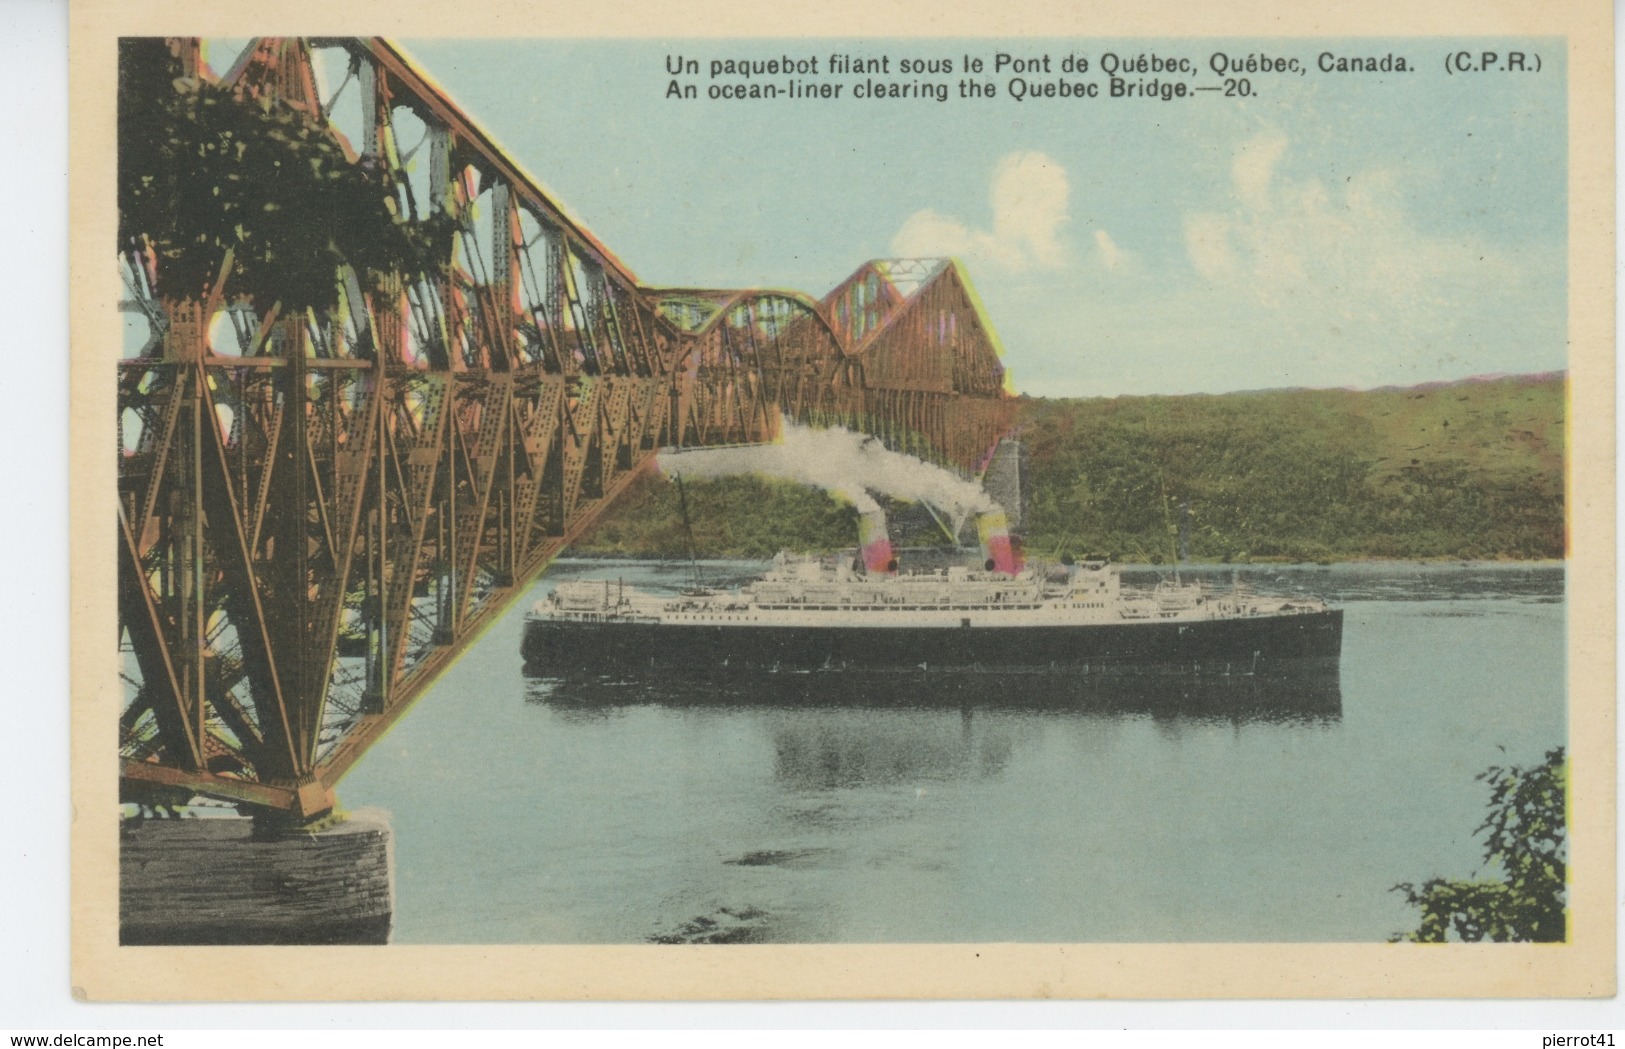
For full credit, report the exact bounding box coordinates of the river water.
[341,560,1565,944]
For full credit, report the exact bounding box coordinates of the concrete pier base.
[120,807,394,945]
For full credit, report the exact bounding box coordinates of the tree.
[119,38,453,314]
[1392,747,1567,943]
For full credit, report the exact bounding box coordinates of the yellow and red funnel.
[858,509,896,575]
[977,510,1023,575]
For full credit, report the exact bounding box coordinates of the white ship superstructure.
[537,554,1331,631]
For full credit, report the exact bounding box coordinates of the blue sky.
[396,38,1566,398]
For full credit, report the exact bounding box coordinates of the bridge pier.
[119,806,394,945]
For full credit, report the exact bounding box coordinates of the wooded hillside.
[570,374,1565,562]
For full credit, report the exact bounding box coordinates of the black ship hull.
[523,608,1343,677]
[526,662,1343,721]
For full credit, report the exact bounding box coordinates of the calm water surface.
[342,561,1565,944]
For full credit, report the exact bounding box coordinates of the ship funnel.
[976,509,1023,575]
[858,508,896,575]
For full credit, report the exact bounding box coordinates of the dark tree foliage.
[118,38,454,314]
[1392,747,1567,943]
[570,472,861,559]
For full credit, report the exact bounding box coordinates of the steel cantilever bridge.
[118,37,1016,819]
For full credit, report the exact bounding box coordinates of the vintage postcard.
[70,0,1613,1000]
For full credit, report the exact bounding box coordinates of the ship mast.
[674,472,703,592]
[1157,472,1181,584]
[1179,498,1191,566]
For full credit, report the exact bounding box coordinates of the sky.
[385,37,1566,398]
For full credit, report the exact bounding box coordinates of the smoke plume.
[658,423,996,527]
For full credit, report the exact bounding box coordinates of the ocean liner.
[522,507,1343,676]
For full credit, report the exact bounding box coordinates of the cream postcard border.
[68,0,1615,1001]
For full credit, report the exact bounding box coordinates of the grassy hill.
[570,374,1565,562]
[1016,373,1564,563]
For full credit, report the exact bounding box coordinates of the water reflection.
[525,665,1343,726]
[768,709,1015,789]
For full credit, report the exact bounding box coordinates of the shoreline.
[550,552,1567,570]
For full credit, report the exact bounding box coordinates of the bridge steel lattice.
[117,37,1015,818]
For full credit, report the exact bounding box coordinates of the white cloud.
[1092,229,1123,271]
[1231,130,1288,212]
[1183,130,1517,326]
[890,151,1070,271]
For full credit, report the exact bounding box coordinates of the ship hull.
[523,608,1343,676]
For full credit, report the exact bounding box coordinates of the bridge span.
[117,37,1016,819]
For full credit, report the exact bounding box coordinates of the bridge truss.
[116,37,1015,817]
